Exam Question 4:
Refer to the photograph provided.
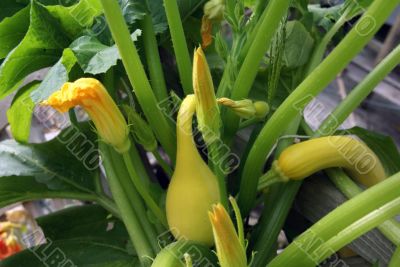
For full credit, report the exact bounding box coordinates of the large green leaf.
[0,240,137,267]
[0,205,137,267]
[0,124,98,191]
[45,0,103,39]
[283,21,314,68]
[0,0,27,21]
[69,30,141,75]
[121,0,205,34]
[6,81,39,143]
[37,205,128,243]
[0,5,30,59]
[31,48,77,103]
[0,176,88,208]
[341,127,400,176]
[0,0,70,100]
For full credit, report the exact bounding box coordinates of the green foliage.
[0,0,27,21]
[0,205,138,267]
[31,48,77,103]
[0,5,30,59]
[69,30,141,75]
[45,0,103,39]
[7,81,39,143]
[0,124,98,192]
[340,127,400,176]
[0,1,69,100]
[282,21,314,68]
[0,0,103,100]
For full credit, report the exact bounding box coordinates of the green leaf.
[121,0,205,34]
[0,124,98,191]
[70,30,141,75]
[37,205,128,244]
[120,0,147,25]
[0,0,70,100]
[6,81,39,142]
[0,176,90,208]
[0,240,138,267]
[283,21,314,68]
[0,0,27,21]
[0,5,30,59]
[45,0,103,39]
[342,127,400,176]
[31,48,77,103]
[1,205,137,266]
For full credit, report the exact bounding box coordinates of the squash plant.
[0,0,400,266]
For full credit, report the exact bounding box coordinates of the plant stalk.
[100,144,154,266]
[327,168,400,246]
[223,0,291,138]
[122,151,168,228]
[141,14,169,102]
[100,0,176,160]
[163,0,193,95]
[267,171,400,267]
[237,0,400,215]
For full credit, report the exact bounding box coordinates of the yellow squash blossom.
[43,78,131,153]
[209,200,248,267]
[193,47,221,145]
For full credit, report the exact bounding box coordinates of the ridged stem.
[140,14,169,102]
[99,0,176,160]
[100,144,154,267]
[237,0,400,215]
[163,0,193,95]
[122,151,168,228]
[268,171,400,267]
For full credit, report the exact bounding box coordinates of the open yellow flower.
[43,78,131,153]
[209,201,247,267]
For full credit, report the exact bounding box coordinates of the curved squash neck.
[176,95,204,168]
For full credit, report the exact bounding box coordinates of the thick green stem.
[389,246,400,267]
[163,0,193,95]
[328,168,400,246]
[223,0,291,138]
[100,0,176,160]
[267,171,400,267]
[317,44,400,137]
[237,0,400,215]
[141,14,169,102]
[100,144,154,267]
[313,197,400,265]
[109,147,160,253]
[122,152,168,228]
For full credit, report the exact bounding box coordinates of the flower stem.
[223,0,291,138]
[163,0,193,95]
[100,0,176,160]
[100,144,154,267]
[314,197,400,265]
[317,44,400,137]
[327,168,400,246]
[122,151,168,228]
[268,171,400,267]
[140,14,169,102]
[237,0,400,215]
